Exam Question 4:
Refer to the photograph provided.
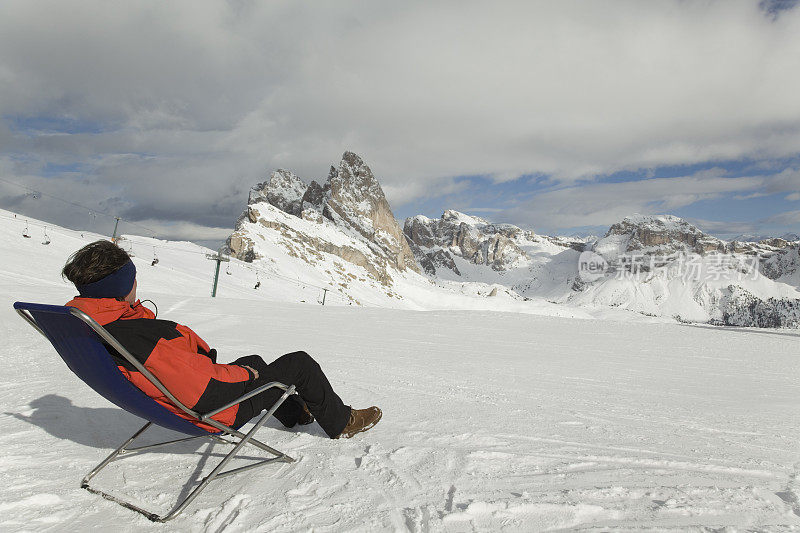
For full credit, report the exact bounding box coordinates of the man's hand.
[241,365,259,379]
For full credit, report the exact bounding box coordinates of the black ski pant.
[230,351,350,439]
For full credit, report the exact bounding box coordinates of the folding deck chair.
[14,302,297,522]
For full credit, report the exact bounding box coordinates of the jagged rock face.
[404,216,438,249]
[406,237,461,277]
[226,232,257,262]
[760,238,790,249]
[403,210,529,274]
[233,204,391,283]
[301,179,328,211]
[322,152,419,273]
[600,214,725,256]
[226,151,419,284]
[249,169,306,216]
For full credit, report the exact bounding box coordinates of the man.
[61,240,381,439]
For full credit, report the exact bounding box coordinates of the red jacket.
[66,297,252,431]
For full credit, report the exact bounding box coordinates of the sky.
[1,0,799,247]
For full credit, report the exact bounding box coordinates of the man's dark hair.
[62,240,131,286]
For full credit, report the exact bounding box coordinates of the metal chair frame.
[14,303,297,522]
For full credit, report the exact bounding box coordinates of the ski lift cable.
[235,262,367,305]
[0,203,387,306]
[0,212,379,304]
[0,175,163,239]
[0,213,104,242]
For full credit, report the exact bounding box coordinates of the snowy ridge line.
[4,214,357,305]
[1,208,361,306]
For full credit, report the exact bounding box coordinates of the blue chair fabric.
[13,302,214,436]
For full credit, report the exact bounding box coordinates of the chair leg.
[81,421,152,488]
[159,386,297,522]
[81,386,297,522]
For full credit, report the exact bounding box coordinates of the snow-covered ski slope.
[1,210,799,531]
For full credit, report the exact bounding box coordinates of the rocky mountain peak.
[441,210,490,227]
[404,209,531,275]
[322,152,418,272]
[227,152,419,278]
[330,151,384,201]
[599,214,725,256]
[248,169,306,216]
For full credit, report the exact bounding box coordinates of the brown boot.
[298,401,314,426]
[336,406,382,439]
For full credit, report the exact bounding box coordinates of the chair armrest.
[199,382,292,421]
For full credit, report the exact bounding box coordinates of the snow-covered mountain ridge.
[227,152,800,328]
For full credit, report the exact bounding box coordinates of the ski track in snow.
[2,291,799,532]
[1,212,800,531]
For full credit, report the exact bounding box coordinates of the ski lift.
[117,237,135,257]
[42,227,51,245]
[226,262,232,275]
[151,247,159,266]
[254,272,261,290]
[22,220,31,238]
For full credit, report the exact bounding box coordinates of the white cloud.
[766,209,800,225]
[504,172,765,229]
[1,0,799,238]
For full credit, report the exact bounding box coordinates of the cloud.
[765,209,800,225]
[503,171,764,229]
[763,167,800,194]
[119,220,234,242]
[1,0,799,239]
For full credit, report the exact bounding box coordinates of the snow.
[2,209,800,531]
[621,213,685,227]
[442,210,490,228]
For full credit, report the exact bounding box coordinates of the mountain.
[225,154,800,328]
[226,152,427,303]
[404,210,586,277]
[228,152,417,278]
[404,210,531,275]
[569,215,800,326]
[597,214,725,258]
[248,169,307,217]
